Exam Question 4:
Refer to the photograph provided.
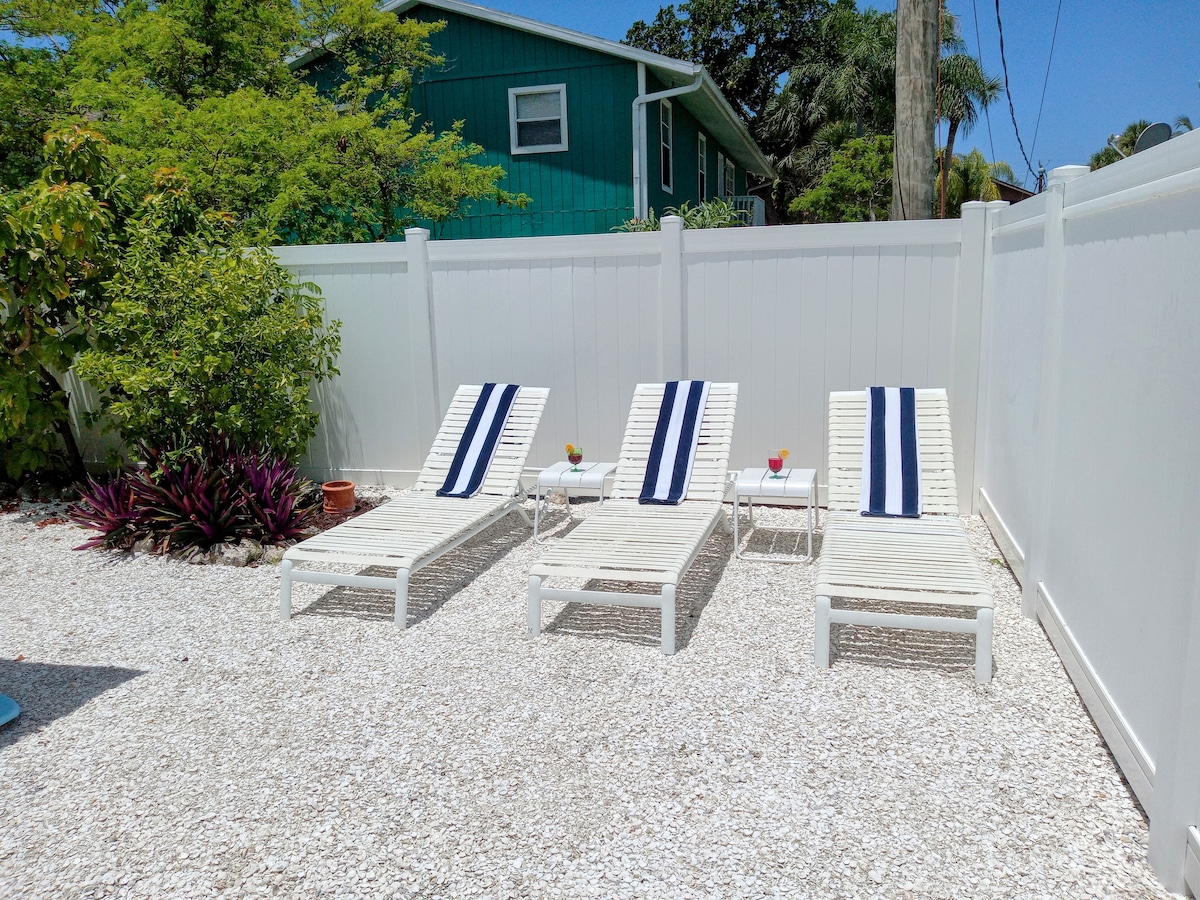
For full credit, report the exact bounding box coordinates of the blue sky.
[480,0,1200,188]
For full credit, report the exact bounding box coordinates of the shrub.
[613,199,748,232]
[74,203,341,465]
[69,437,316,554]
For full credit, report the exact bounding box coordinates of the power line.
[994,0,1037,184]
[1029,0,1063,163]
[970,0,997,164]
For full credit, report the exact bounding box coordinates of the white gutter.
[632,62,705,219]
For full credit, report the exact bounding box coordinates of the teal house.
[302,0,776,239]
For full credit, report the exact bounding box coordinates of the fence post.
[952,201,993,514]
[969,200,1011,520]
[404,227,442,450]
[1147,538,1200,891]
[1021,165,1089,619]
[659,214,686,379]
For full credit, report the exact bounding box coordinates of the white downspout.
[632,65,704,220]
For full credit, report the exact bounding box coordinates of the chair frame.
[527,382,738,655]
[280,384,549,627]
[814,389,995,683]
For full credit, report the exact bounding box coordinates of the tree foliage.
[791,135,893,223]
[0,126,124,479]
[74,187,341,463]
[942,149,1014,218]
[633,0,1002,219]
[626,0,836,125]
[1,0,528,243]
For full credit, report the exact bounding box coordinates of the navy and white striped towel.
[639,380,711,505]
[437,383,520,498]
[859,386,922,517]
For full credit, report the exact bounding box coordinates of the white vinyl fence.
[276,214,983,508]
[974,130,1200,895]
[274,128,1200,894]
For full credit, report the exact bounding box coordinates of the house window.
[716,152,727,198]
[723,156,736,198]
[660,99,673,193]
[698,133,708,200]
[508,84,568,154]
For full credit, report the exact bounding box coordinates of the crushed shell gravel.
[0,495,1181,899]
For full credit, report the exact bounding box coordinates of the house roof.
[373,0,776,179]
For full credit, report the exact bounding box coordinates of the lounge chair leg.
[814,595,831,667]
[661,584,676,656]
[975,607,994,683]
[395,568,410,629]
[528,575,542,637]
[515,502,533,527]
[279,559,293,621]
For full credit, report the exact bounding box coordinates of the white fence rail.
[274,128,1200,895]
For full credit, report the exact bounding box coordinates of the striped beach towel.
[639,380,711,505]
[859,386,922,518]
[437,383,520,498]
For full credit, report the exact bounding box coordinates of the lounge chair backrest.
[826,388,958,515]
[609,382,738,503]
[412,385,549,497]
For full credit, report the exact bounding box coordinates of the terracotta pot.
[322,480,356,514]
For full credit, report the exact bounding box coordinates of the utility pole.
[892,0,939,220]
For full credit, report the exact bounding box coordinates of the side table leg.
[805,493,814,561]
[533,486,543,543]
[733,491,742,558]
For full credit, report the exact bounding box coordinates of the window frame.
[698,133,708,200]
[716,151,727,198]
[660,98,673,194]
[508,83,569,155]
[723,155,736,198]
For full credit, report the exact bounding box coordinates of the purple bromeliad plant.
[68,434,317,554]
[69,472,147,550]
[234,447,315,544]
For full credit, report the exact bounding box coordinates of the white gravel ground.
[0,495,1181,899]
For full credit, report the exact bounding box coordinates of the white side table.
[533,461,617,543]
[733,467,818,563]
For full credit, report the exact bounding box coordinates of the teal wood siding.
[644,73,744,220]
[302,6,758,237]
[407,8,636,238]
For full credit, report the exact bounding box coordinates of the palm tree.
[761,7,895,212]
[937,53,1000,216]
[943,149,1014,217]
[1175,115,1193,134]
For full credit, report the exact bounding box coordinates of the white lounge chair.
[814,389,995,682]
[280,384,549,626]
[527,382,738,655]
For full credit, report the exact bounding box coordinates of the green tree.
[0,127,124,480]
[625,0,835,126]
[941,148,1013,218]
[761,7,895,210]
[0,44,68,190]
[2,0,528,243]
[791,134,893,222]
